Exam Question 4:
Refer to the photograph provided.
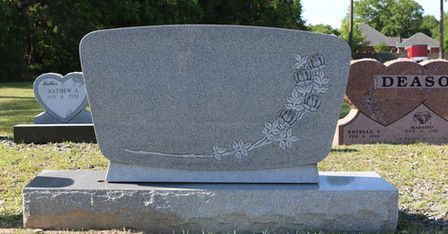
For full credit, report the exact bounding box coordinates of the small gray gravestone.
[23,25,398,232]
[33,72,92,124]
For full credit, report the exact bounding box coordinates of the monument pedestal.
[13,124,96,144]
[24,170,398,232]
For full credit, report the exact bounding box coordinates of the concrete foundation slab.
[23,170,398,232]
[13,124,96,144]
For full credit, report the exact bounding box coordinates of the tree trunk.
[440,0,444,59]
[349,0,354,54]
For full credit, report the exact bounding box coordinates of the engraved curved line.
[122,53,329,160]
[122,148,213,158]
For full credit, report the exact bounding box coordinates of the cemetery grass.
[0,82,448,233]
[0,82,41,138]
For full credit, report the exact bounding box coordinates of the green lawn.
[0,82,41,138]
[0,82,447,233]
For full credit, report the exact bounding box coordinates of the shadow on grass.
[0,82,33,89]
[0,96,36,100]
[0,213,22,228]
[398,210,448,232]
[0,99,39,110]
[330,148,358,153]
[0,136,14,141]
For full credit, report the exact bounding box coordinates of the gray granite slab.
[33,72,92,124]
[23,170,398,232]
[80,25,350,182]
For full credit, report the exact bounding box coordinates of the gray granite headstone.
[80,25,351,183]
[33,72,92,124]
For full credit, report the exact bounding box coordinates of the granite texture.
[34,110,92,124]
[346,59,448,126]
[334,104,448,145]
[33,72,92,124]
[23,170,398,232]
[14,124,96,144]
[420,59,448,120]
[337,58,448,145]
[79,25,351,182]
[107,162,319,183]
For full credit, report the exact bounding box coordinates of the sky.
[301,0,440,29]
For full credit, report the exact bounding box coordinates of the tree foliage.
[0,0,306,81]
[420,15,439,38]
[374,42,390,53]
[353,0,424,38]
[339,18,367,55]
[309,24,340,36]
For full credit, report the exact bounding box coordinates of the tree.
[0,0,25,81]
[309,24,340,36]
[198,0,306,29]
[374,42,390,53]
[420,15,439,38]
[353,0,424,38]
[340,18,367,54]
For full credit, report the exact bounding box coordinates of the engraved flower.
[278,129,300,150]
[293,54,308,69]
[279,109,299,127]
[212,145,226,160]
[262,120,282,141]
[305,53,326,70]
[303,95,321,112]
[232,140,252,159]
[293,69,315,87]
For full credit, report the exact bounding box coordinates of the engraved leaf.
[235,152,242,159]
[232,142,239,150]
[292,88,299,98]
[289,136,300,142]
[296,85,312,95]
[316,87,328,94]
[280,130,288,139]
[279,141,287,150]
[262,126,269,135]
[287,129,293,137]
[294,54,302,61]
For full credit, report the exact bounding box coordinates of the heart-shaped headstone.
[420,59,448,121]
[34,72,88,123]
[346,59,428,126]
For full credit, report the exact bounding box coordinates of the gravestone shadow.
[26,176,74,188]
[330,148,359,153]
[398,210,448,232]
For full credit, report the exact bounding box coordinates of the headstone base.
[34,110,92,124]
[107,162,319,183]
[13,124,96,144]
[24,170,398,232]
